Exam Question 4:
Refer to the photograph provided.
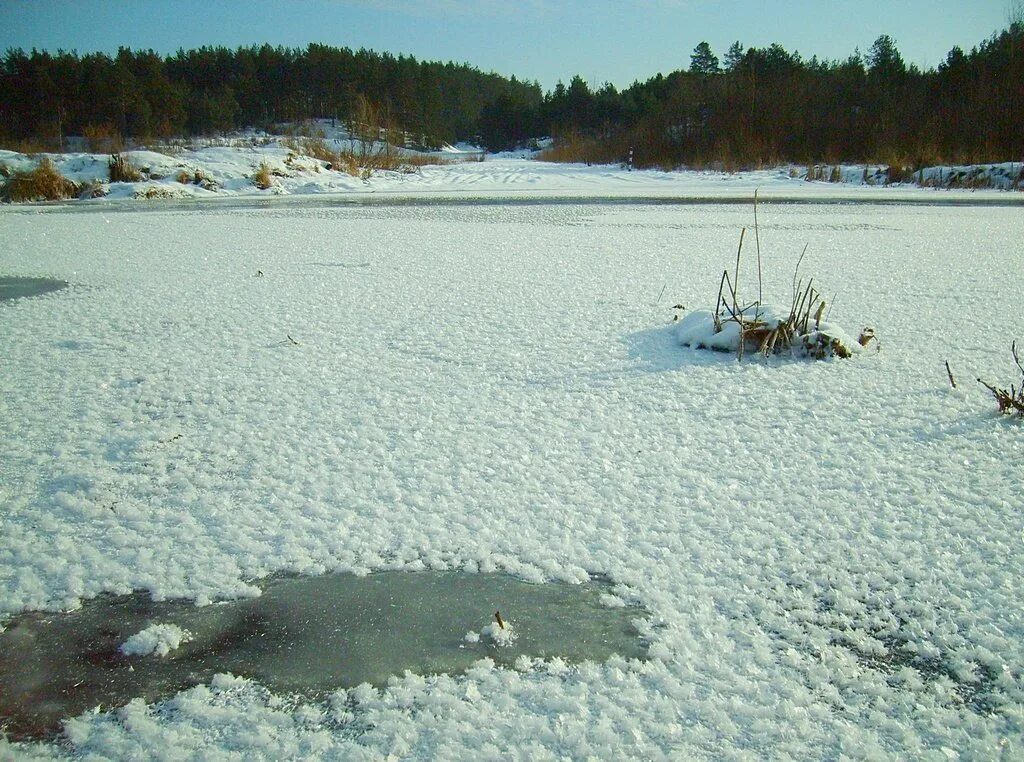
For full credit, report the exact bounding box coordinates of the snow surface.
[1,183,1023,758]
[120,623,192,657]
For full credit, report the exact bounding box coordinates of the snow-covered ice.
[1,177,1022,757]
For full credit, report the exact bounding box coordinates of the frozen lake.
[1,195,1022,757]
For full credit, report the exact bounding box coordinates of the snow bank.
[801,161,1024,191]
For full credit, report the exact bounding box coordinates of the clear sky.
[0,0,1014,90]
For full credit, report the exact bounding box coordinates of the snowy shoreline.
[2,143,1023,208]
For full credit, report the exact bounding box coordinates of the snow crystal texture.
[1,195,1023,758]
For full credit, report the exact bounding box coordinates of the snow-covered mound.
[677,304,867,359]
[120,624,192,657]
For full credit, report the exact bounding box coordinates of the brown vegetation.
[978,342,1024,417]
[253,161,273,189]
[686,196,870,361]
[283,129,447,177]
[174,167,216,190]
[0,158,80,202]
[108,153,143,182]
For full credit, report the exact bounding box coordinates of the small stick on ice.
[945,360,957,389]
[753,189,763,306]
[494,610,505,630]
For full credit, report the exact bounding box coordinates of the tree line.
[1,23,1021,167]
[0,44,542,149]
[530,26,1023,167]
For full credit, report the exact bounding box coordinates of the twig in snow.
[494,610,505,630]
[945,360,957,389]
[977,341,1024,417]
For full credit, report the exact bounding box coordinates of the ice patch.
[0,571,646,741]
[0,276,67,301]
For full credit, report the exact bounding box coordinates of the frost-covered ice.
[120,623,192,657]
[1,193,1023,758]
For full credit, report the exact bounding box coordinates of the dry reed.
[0,158,80,202]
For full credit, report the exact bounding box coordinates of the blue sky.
[0,0,1013,90]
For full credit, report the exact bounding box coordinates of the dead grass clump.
[109,153,144,183]
[295,136,337,165]
[253,161,273,189]
[284,136,358,175]
[0,158,80,202]
[174,167,217,190]
[132,185,186,200]
[678,193,871,361]
[285,129,442,177]
[978,342,1024,417]
[286,101,435,177]
[806,164,826,182]
[402,153,451,169]
[335,152,359,176]
[78,180,109,199]
[354,143,406,172]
